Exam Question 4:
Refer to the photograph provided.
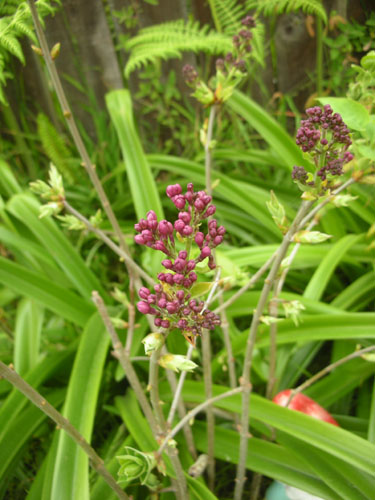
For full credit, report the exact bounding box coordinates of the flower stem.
[64,201,154,286]
[157,387,243,457]
[0,361,129,500]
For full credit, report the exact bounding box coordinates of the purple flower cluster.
[134,183,224,342]
[137,284,220,339]
[293,105,354,184]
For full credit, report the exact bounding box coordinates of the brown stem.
[157,387,243,457]
[27,0,129,258]
[64,201,154,286]
[0,361,128,500]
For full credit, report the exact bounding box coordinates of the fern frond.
[124,20,232,77]
[37,113,76,183]
[208,0,247,34]
[0,34,24,63]
[246,0,327,24]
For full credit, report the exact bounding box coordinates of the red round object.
[273,389,339,426]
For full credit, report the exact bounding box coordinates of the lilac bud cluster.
[222,15,256,73]
[293,104,354,185]
[134,183,224,341]
[136,284,220,339]
[182,64,198,85]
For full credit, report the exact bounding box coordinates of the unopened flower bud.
[139,287,151,299]
[137,301,151,314]
[142,333,164,355]
[159,354,198,373]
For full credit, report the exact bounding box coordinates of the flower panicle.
[134,183,223,343]
[293,105,354,189]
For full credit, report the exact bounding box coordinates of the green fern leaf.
[208,0,247,34]
[124,20,232,77]
[37,113,76,183]
[13,20,37,43]
[0,34,24,63]
[246,0,327,24]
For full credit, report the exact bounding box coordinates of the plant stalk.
[157,387,243,457]
[0,361,129,500]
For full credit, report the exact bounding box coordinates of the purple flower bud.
[176,290,185,301]
[161,319,170,329]
[147,210,157,221]
[154,317,162,327]
[204,205,216,217]
[189,272,197,282]
[162,259,173,269]
[183,307,190,315]
[158,298,167,308]
[174,219,185,232]
[166,184,182,198]
[182,225,193,236]
[179,251,188,259]
[147,294,156,304]
[173,195,186,210]
[141,229,153,242]
[213,235,223,246]
[178,211,191,224]
[139,219,148,229]
[173,273,184,284]
[158,220,173,236]
[321,138,328,145]
[154,284,162,293]
[208,220,217,229]
[153,240,168,254]
[178,319,188,329]
[200,246,211,259]
[134,235,145,245]
[217,226,226,235]
[139,287,150,299]
[134,223,141,232]
[183,278,191,288]
[174,258,186,272]
[165,274,174,285]
[166,302,178,314]
[195,232,204,248]
[194,199,205,211]
[186,260,196,271]
[187,182,194,191]
[185,191,193,203]
[137,301,151,314]
[158,273,166,281]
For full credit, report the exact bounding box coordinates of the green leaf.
[303,234,363,301]
[190,281,213,298]
[50,313,110,500]
[14,298,44,375]
[192,422,340,500]
[228,90,312,170]
[6,194,105,299]
[161,381,375,476]
[0,389,66,497]
[106,90,164,220]
[318,97,370,131]
[0,257,94,326]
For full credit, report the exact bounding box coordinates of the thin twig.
[148,347,165,430]
[203,104,218,489]
[234,200,312,500]
[298,177,355,229]
[286,345,375,405]
[167,344,195,426]
[92,293,188,499]
[27,0,130,258]
[92,292,158,433]
[64,201,154,286]
[157,387,243,457]
[0,361,129,500]
[213,251,277,314]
